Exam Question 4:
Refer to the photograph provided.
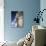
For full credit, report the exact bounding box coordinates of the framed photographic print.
[11,11,24,28]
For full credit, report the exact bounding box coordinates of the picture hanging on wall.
[11,11,24,28]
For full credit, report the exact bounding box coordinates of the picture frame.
[11,11,24,28]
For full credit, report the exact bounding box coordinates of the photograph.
[11,11,24,28]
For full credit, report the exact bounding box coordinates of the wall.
[40,0,46,27]
[4,0,40,42]
[0,0,4,42]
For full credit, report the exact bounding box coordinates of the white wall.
[0,0,4,42]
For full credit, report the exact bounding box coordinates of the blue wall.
[40,0,46,27]
[4,0,40,42]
